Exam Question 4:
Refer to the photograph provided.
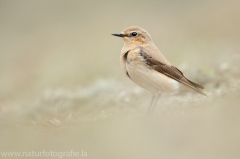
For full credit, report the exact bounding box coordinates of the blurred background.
[0,0,240,159]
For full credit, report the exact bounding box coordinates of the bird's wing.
[136,46,207,96]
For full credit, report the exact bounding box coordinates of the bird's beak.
[111,33,125,37]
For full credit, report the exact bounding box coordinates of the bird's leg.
[150,93,161,113]
[147,93,156,115]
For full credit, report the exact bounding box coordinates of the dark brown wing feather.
[173,66,204,89]
[138,47,207,96]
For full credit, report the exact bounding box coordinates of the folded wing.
[137,46,207,96]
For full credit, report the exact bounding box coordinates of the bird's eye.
[132,32,137,36]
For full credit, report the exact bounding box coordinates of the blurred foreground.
[1,56,240,159]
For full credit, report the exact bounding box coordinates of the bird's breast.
[125,49,144,65]
[123,49,180,93]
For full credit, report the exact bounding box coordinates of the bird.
[112,26,207,114]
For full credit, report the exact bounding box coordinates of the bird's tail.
[187,79,208,96]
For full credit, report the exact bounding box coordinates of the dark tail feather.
[187,79,204,89]
[194,88,208,96]
[186,79,207,96]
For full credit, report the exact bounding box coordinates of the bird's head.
[112,26,152,46]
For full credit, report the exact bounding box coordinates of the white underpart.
[126,61,185,94]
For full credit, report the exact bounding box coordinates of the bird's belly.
[126,63,180,93]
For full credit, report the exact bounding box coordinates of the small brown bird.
[112,26,207,114]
